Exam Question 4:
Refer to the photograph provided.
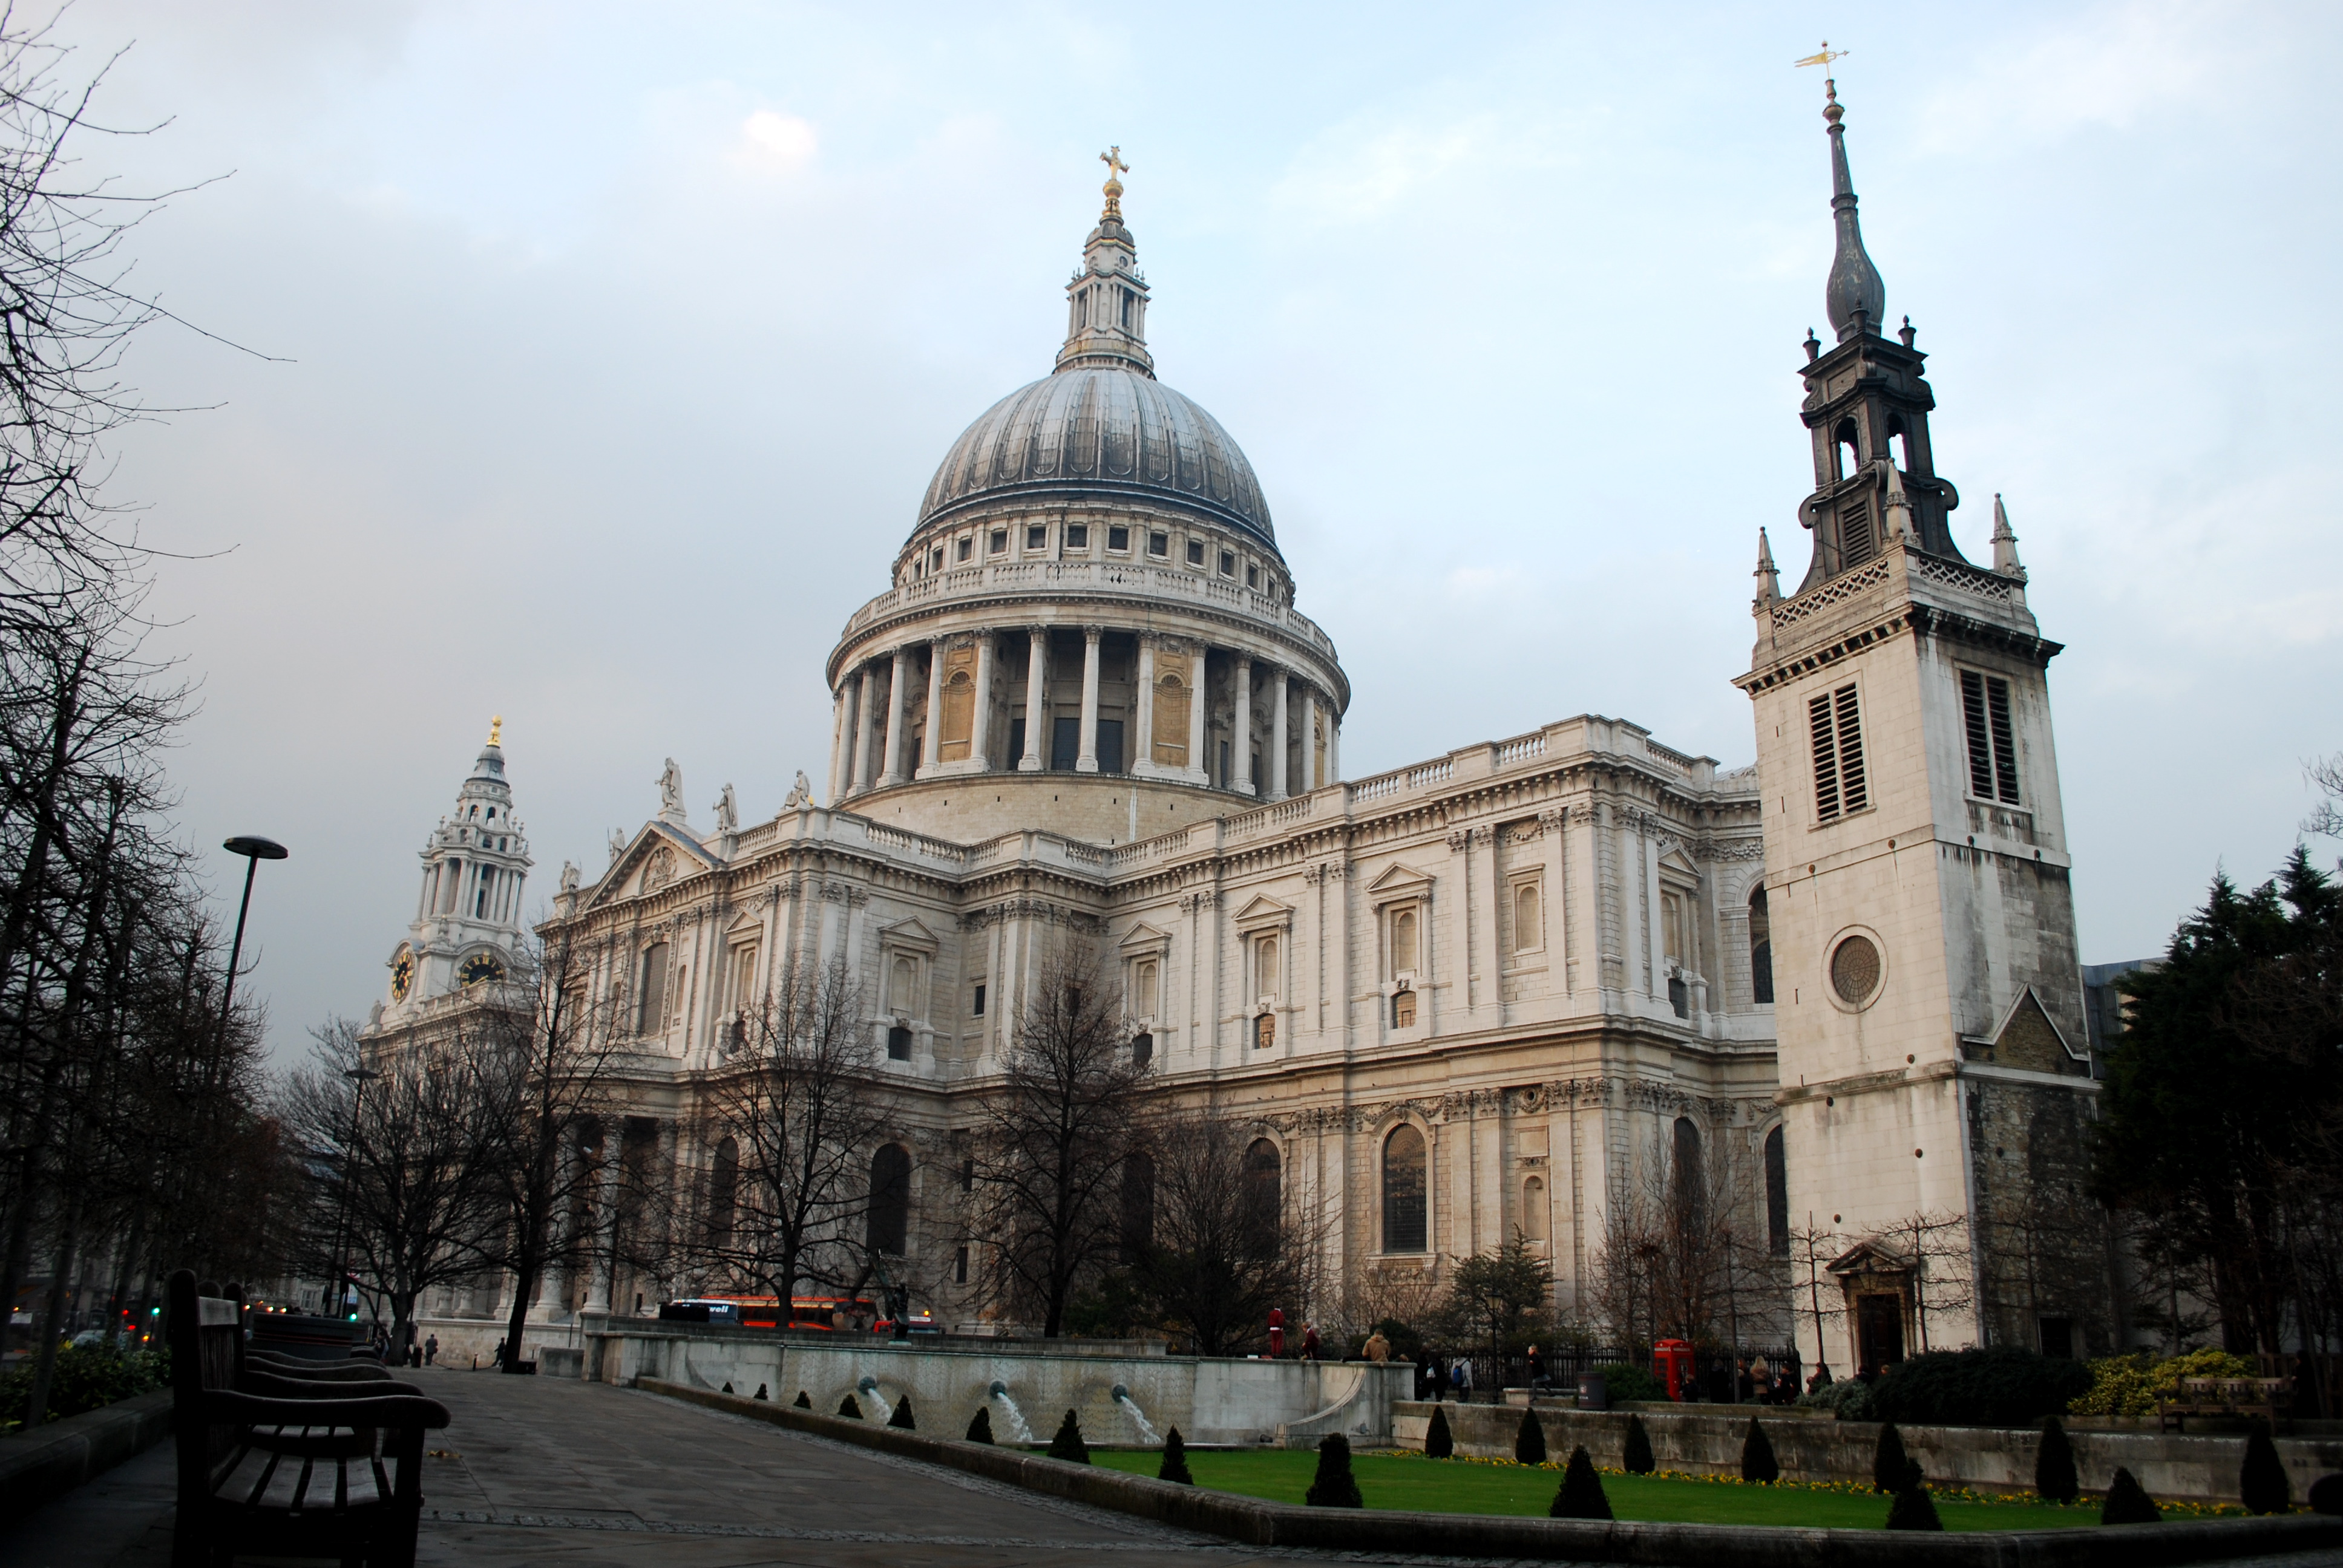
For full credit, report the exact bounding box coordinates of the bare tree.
[1884,1209,1976,1354]
[971,944,1148,1336]
[1131,1107,1323,1354]
[695,953,888,1307]
[2304,751,2343,843]
[1786,1214,1847,1380]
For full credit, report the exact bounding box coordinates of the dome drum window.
[1107,525,1129,552]
[1066,524,1088,549]
[1027,524,1047,550]
[1149,532,1168,558]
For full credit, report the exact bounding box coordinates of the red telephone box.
[1653,1339,1694,1401]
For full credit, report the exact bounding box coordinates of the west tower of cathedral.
[378,718,532,1020]
[1735,82,2111,1368]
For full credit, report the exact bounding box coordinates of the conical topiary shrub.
[793,1390,811,1410]
[2241,1419,2292,1515]
[1424,1405,1454,1459]
[1622,1413,1656,1475]
[1873,1422,1911,1494]
[1305,1433,1365,1508]
[2102,1466,2161,1525]
[2034,1416,2079,1504]
[1886,1484,1944,1531]
[1048,1408,1090,1463]
[1740,1416,1780,1484]
[1550,1445,1613,1520]
[753,1383,769,1401]
[722,1381,735,1394]
[1516,1406,1548,1466]
[1159,1426,1194,1485]
[837,1394,863,1420]
[966,1406,994,1443]
[2309,1472,2343,1515]
[889,1394,916,1430]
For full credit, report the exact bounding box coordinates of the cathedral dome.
[917,365,1274,549]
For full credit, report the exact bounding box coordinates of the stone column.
[827,681,850,805]
[1076,625,1103,773]
[1133,634,1156,769]
[854,662,882,792]
[1300,686,1318,793]
[1020,627,1047,771]
[1269,668,1289,801]
[1231,656,1254,795]
[970,633,996,769]
[920,639,944,777]
[879,647,913,787]
[1329,717,1340,783]
[1187,645,1208,785]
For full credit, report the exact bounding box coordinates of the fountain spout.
[986,1379,1034,1442]
[855,1374,893,1423]
[1110,1382,1160,1444]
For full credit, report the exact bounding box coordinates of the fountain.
[855,1374,893,1423]
[1110,1382,1159,1444]
[987,1379,1034,1442]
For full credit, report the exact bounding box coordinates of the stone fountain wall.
[582,1323,1411,1448]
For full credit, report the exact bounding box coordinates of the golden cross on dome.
[1100,145,1128,181]
[1098,145,1128,220]
[1794,40,1849,70]
[487,714,503,746]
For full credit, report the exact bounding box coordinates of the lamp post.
[330,1067,381,1320]
[215,836,289,1055]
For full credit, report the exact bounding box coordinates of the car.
[68,1328,106,1349]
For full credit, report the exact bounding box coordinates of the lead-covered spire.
[1823,81,1886,343]
[1055,146,1155,376]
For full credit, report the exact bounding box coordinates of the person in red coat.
[1267,1307,1286,1357]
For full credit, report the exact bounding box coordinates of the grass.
[1088,1449,2137,1532]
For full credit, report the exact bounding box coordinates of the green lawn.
[1089,1449,2105,1532]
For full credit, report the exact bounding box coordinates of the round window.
[1830,935,1882,1005]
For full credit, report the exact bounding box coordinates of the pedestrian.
[425,1333,439,1366]
[1302,1322,1321,1361]
[1735,1358,1752,1403]
[1268,1307,1286,1358]
[1430,1353,1448,1401]
[1749,1353,1770,1403]
[1806,1363,1831,1394]
[1452,1357,1473,1402]
[1526,1344,1545,1389]
[1419,1351,1438,1399]
[1363,1329,1392,1364]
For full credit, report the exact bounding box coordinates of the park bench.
[166,1269,450,1568]
[2157,1375,2292,1431]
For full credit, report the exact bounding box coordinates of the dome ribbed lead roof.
[918,365,1276,549]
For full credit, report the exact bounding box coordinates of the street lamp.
[215,835,289,1054]
[331,1066,381,1321]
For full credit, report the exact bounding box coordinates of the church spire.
[1822,80,1886,343]
[1754,528,1780,605]
[1990,494,2027,580]
[1055,146,1155,376]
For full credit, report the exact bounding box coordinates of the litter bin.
[1576,1371,1607,1411]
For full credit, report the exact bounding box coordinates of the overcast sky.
[49,1,2343,1064]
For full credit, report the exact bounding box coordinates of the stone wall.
[587,1322,1410,1448]
[1392,1400,2343,1506]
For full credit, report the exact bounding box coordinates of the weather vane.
[1794,40,1849,70]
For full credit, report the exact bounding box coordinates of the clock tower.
[383,717,533,1013]
[1737,82,2112,1373]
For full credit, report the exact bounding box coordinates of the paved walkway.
[0,1367,1581,1566]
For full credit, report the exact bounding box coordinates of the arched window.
[1121,1151,1155,1261]
[1253,1013,1276,1050]
[1521,1175,1547,1241]
[1255,936,1279,999]
[1748,885,1774,1005]
[1391,989,1416,1028]
[1512,882,1541,952]
[706,1137,738,1249]
[1382,1124,1427,1253]
[1390,907,1419,975]
[1131,1031,1153,1067]
[887,954,916,1015]
[636,942,669,1035]
[1133,958,1159,1017]
[1671,1117,1704,1226]
[1243,1138,1282,1238]
[1765,1126,1789,1256]
[867,1144,911,1256]
[1833,418,1861,482]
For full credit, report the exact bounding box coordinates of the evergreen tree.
[1740,1416,1779,1484]
[1158,1426,1194,1485]
[753,1383,769,1401]
[1885,1484,1943,1530]
[793,1390,811,1409]
[2240,1420,2292,1515]
[723,1382,734,1394]
[1622,1413,1656,1475]
[1424,1405,1454,1459]
[1049,1408,1091,1463]
[1305,1434,1365,1508]
[1873,1422,1912,1493]
[837,1394,862,1419]
[2306,1472,2341,1515]
[2034,1416,2079,1503]
[2101,1466,2161,1524]
[966,1406,994,1443]
[1550,1446,1613,1520]
[889,1394,916,1430]
[1515,1406,1548,1465]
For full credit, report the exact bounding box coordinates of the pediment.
[582,822,721,912]
[1231,894,1294,931]
[725,909,764,936]
[879,916,939,954]
[1981,985,2083,1074]
[1659,846,1700,878]
[1367,861,1435,902]
[1118,921,1172,953]
[1827,1240,1910,1277]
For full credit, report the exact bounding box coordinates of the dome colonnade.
[822,163,1348,841]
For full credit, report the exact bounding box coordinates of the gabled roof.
[1231,893,1294,929]
[1367,861,1435,898]
[580,820,723,914]
[1826,1239,1911,1276]
[878,916,940,952]
[1118,920,1172,952]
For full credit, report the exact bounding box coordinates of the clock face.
[390,949,415,1002]
[458,952,505,988]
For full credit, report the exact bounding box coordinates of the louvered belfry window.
[1839,499,1874,569]
[1809,684,1869,822]
[1961,670,2020,804]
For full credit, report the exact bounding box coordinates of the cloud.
[1274,113,1503,225]
[739,109,818,171]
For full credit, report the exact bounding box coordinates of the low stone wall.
[1392,1400,2343,1506]
[643,1380,2343,1566]
[592,1324,1411,1448]
[0,1388,172,1526]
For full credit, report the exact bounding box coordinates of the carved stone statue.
[657,757,686,823]
[607,828,626,866]
[714,782,738,835]
[782,769,813,810]
[559,860,579,895]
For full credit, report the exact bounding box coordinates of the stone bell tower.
[1735,81,2111,1375]
[382,717,533,1014]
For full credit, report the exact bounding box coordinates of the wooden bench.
[167,1269,450,1568]
[2157,1375,2292,1431]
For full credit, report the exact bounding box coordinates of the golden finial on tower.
[487,714,503,746]
[1794,39,1850,70]
[1098,145,1128,220]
